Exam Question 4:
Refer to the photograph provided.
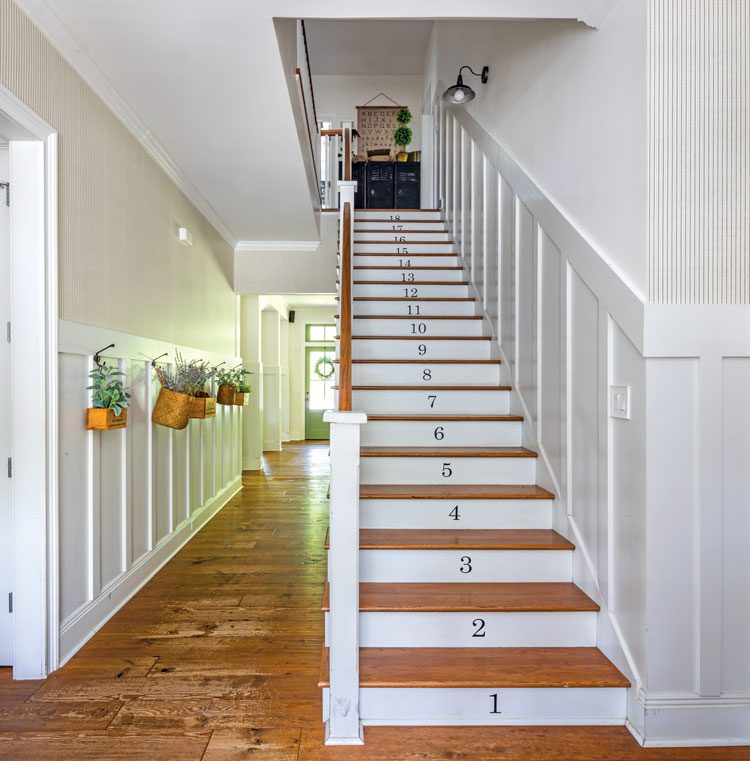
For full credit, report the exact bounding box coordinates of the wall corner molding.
[235,240,321,254]
[13,0,237,249]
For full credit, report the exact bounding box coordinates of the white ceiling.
[305,20,434,75]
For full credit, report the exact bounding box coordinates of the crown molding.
[13,0,237,248]
[235,240,320,253]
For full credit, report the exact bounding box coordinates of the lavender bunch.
[154,353,216,396]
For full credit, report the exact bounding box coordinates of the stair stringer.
[446,217,646,742]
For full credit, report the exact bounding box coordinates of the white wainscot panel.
[56,321,242,665]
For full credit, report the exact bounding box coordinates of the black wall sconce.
[442,66,490,105]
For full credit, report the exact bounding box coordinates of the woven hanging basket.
[217,384,236,405]
[152,387,192,430]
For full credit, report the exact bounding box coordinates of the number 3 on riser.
[459,555,472,573]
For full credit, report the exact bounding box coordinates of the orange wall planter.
[86,408,128,431]
[233,392,249,406]
[217,384,236,405]
[189,396,217,419]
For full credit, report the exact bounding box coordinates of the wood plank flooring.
[0,442,747,760]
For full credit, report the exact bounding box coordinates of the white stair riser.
[353,269,465,283]
[354,255,459,267]
[355,211,443,221]
[353,283,469,298]
[354,231,453,242]
[352,340,491,360]
[322,687,627,724]
[360,499,554,530]
[353,301,477,317]
[350,318,484,336]
[359,549,572,583]
[352,364,500,385]
[360,457,536,485]
[324,611,596,648]
[354,242,456,254]
[351,389,510,414]
[355,221,448,232]
[361,420,522,447]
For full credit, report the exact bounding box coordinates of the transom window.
[306,324,336,342]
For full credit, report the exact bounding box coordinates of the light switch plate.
[610,385,631,420]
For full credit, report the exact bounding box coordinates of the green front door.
[305,344,336,439]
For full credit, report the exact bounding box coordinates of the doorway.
[0,145,11,666]
[304,324,336,440]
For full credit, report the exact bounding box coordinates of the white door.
[0,146,12,666]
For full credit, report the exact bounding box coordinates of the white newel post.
[338,179,356,242]
[323,410,367,745]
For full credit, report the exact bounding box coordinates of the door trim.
[0,84,59,678]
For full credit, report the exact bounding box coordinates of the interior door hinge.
[0,182,8,207]
[6,457,11,478]
[8,593,12,614]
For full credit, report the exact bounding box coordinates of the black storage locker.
[352,162,366,209]
[366,162,395,209]
[395,162,421,209]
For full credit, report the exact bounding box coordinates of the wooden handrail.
[321,129,343,136]
[294,68,319,191]
[300,20,319,129]
[339,201,352,412]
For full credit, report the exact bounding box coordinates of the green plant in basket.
[88,362,131,416]
[215,367,237,388]
[233,367,252,394]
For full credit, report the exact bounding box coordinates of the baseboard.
[263,440,282,451]
[58,475,242,665]
[637,693,750,746]
[243,456,263,471]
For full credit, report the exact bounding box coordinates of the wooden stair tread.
[366,414,522,421]
[321,582,599,613]
[324,529,573,551]
[352,266,463,271]
[351,297,476,301]
[353,252,457,257]
[360,446,537,458]
[350,280,468,285]
[343,335,491,341]
[360,484,555,500]
[350,315,483,320]
[353,240,455,244]
[348,385,512,391]
[339,359,500,365]
[319,647,629,688]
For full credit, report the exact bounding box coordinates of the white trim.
[0,85,59,679]
[577,0,623,28]
[59,476,241,664]
[12,1,237,249]
[235,240,321,253]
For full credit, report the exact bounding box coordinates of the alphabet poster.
[357,106,400,156]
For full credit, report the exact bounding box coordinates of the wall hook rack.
[93,343,115,368]
[150,352,168,367]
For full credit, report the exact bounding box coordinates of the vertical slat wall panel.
[57,323,242,664]
[649,0,750,304]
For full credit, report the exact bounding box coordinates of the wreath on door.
[314,356,335,380]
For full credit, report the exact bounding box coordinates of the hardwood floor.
[0,442,747,760]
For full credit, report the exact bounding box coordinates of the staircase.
[322,204,629,737]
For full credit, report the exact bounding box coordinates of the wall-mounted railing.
[295,19,320,193]
[323,154,365,744]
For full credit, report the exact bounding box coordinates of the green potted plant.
[215,367,237,406]
[232,367,252,406]
[86,361,131,430]
[394,107,413,161]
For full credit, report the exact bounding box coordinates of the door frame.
[304,343,335,440]
[0,84,59,679]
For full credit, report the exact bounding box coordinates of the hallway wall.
[313,75,424,151]
[423,3,648,297]
[0,0,237,354]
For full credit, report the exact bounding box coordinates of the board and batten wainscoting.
[57,320,243,665]
[434,87,750,745]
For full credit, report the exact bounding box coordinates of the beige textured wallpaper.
[0,0,237,354]
[649,0,750,304]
